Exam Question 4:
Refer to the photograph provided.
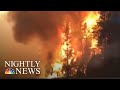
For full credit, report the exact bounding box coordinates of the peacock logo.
[5,68,15,74]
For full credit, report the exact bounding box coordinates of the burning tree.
[47,11,107,79]
[61,22,78,78]
[79,11,103,75]
[47,22,78,78]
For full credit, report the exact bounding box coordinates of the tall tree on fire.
[62,22,78,78]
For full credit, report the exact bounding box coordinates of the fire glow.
[47,11,103,78]
[83,11,101,53]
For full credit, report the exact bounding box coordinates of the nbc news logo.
[5,68,15,74]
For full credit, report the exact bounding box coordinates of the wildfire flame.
[47,61,63,78]
[82,11,101,55]
[80,11,102,74]
[47,22,77,78]
[47,11,102,78]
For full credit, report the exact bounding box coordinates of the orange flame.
[81,11,102,74]
[47,22,78,78]
[47,11,102,78]
[82,11,101,55]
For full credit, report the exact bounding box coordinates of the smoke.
[8,11,83,77]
